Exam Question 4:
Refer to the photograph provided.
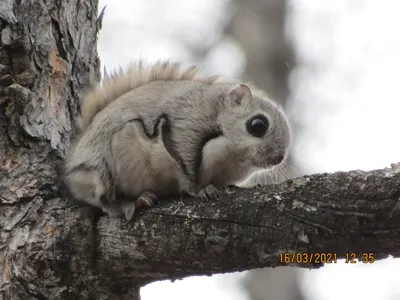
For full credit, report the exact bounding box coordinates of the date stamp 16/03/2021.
[279,252,375,264]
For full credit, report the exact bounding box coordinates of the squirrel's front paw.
[189,184,220,201]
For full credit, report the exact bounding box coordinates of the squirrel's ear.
[227,84,252,105]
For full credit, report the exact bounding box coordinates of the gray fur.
[64,63,292,221]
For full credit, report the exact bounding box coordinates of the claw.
[189,184,219,201]
[136,191,158,208]
[122,191,159,222]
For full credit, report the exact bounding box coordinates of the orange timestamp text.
[279,252,375,264]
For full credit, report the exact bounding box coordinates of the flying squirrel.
[63,60,292,221]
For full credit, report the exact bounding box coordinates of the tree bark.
[96,165,400,279]
[3,161,400,299]
[2,1,400,300]
[0,0,109,298]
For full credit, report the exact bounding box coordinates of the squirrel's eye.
[246,115,269,137]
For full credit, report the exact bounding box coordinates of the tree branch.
[4,165,400,298]
[93,164,400,283]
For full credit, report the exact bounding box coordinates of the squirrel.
[63,60,292,221]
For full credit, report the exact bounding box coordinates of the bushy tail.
[79,60,219,130]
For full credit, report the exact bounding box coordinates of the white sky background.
[97,0,400,299]
[288,1,400,300]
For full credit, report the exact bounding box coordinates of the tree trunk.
[2,1,400,300]
[0,0,123,298]
[228,0,295,104]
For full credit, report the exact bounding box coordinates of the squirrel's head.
[219,83,292,171]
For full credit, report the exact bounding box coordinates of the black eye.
[246,115,269,137]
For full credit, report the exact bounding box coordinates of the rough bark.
[0,0,106,298]
[2,1,400,300]
[4,164,400,299]
[96,165,400,278]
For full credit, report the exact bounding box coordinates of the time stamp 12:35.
[279,252,375,264]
